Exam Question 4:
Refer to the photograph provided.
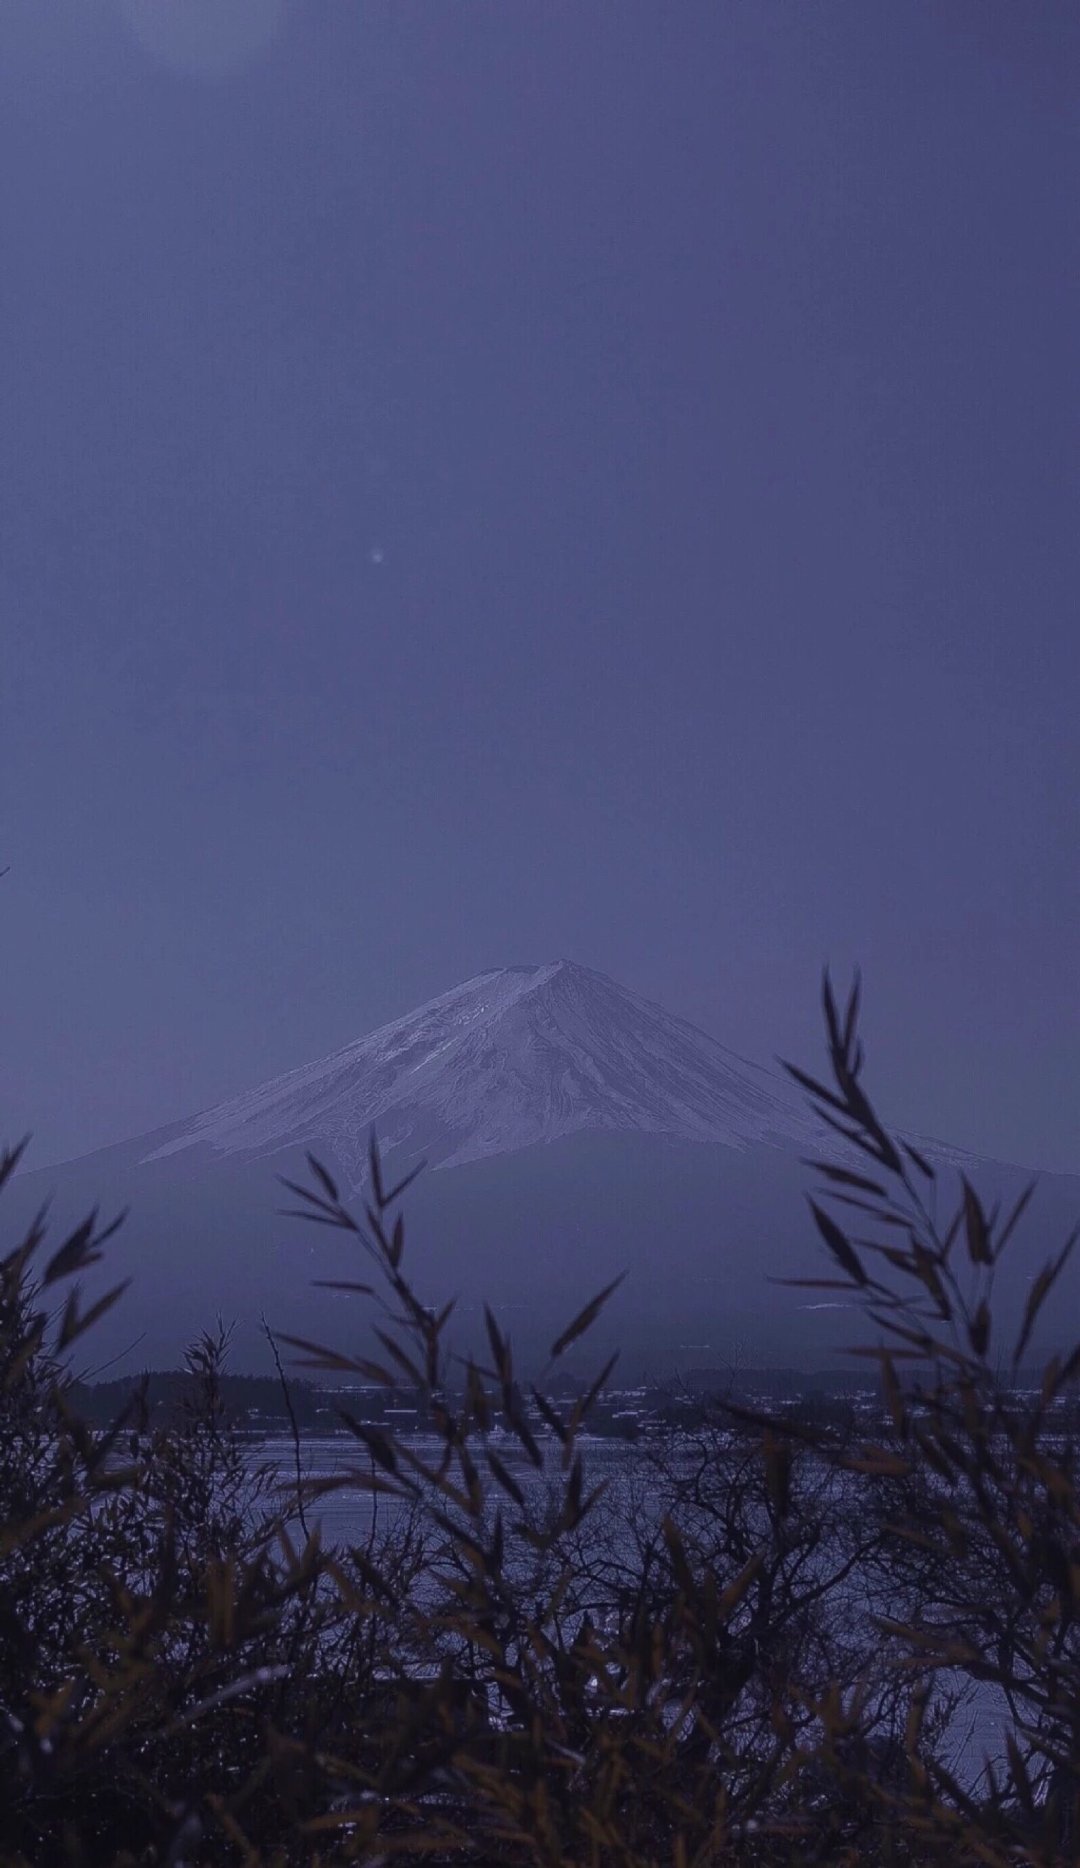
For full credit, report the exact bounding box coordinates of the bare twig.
[262,1315,309,1541]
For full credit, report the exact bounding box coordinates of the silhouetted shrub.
[3,978,1079,1863]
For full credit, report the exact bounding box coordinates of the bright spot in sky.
[117,0,288,77]
[370,547,385,565]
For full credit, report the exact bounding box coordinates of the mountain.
[135,960,825,1180]
[8,963,1080,1377]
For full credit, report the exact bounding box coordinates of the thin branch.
[262,1315,309,1542]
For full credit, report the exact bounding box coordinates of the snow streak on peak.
[140,961,821,1181]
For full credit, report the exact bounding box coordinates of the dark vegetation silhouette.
[3,977,1080,1863]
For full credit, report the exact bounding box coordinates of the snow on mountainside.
[13,962,1068,1374]
[141,961,824,1183]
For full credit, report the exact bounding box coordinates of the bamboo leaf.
[336,1410,398,1473]
[842,969,861,1057]
[484,1447,526,1508]
[961,1176,992,1266]
[902,1140,936,1181]
[0,1136,31,1191]
[809,1201,867,1285]
[277,1175,341,1217]
[802,1160,888,1196]
[781,1060,851,1115]
[550,1274,626,1360]
[305,1154,340,1204]
[1014,1228,1079,1369]
[968,1299,990,1359]
[995,1179,1036,1262]
[56,1278,132,1350]
[382,1160,428,1205]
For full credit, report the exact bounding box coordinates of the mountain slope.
[134,960,823,1181]
[9,963,1078,1375]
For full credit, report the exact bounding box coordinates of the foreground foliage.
[2,980,1079,1864]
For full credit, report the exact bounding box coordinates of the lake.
[250,1431,1019,1795]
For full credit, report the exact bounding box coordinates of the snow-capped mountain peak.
[140,961,820,1181]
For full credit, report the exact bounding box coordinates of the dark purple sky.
[2,1,1077,1174]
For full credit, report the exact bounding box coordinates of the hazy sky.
[2,1,1077,1174]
